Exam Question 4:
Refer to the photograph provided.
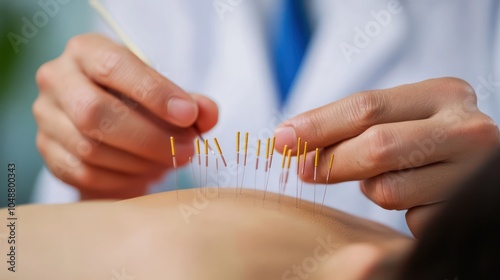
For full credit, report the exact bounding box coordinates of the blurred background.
[0,0,94,207]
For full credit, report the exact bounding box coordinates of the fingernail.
[167,97,197,126]
[274,126,297,149]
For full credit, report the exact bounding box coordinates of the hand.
[274,77,499,236]
[34,33,218,199]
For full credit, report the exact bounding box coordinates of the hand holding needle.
[89,0,214,152]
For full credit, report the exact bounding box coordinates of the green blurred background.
[0,0,93,207]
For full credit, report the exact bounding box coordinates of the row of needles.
[169,132,335,213]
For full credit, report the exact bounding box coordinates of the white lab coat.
[33,0,500,236]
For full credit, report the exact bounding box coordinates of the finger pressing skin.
[64,33,198,127]
[34,96,167,175]
[274,78,476,153]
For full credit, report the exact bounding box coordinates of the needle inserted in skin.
[216,154,220,198]
[236,132,240,193]
[295,137,301,208]
[277,145,288,204]
[265,137,276,188]
[254,139,261,194]
[189,156,197,193]
[170,136,179,200]
[240,132,249,189]
[204,139,209,194]
[282,149,292,194]
[321,154,335,213]
[195,138,202,196]
[262,138,271,197]
[299,141,308,205]
[313,148,319,213]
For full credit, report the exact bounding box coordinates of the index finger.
[64,34,198,127]
[274,78,476,152]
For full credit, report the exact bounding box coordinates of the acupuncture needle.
[189,156,197,191]
[239,132,249,190]
[214,138,229,196]
[213,138,228,167]
[195,138,202,196]
[299,141,308,205]
[235,132,240,194]
[262,138,271,199]
[254,139,261,194]
[170,136,179,200]
[89,0,215,156]
[264,137,276,190]
[215,148,220,197]
[295,137,301,208]
[321,154,335,213]
[313,148,319,214]
[278,145,288,204]
[204,139,209,194]
[282,149,293,193]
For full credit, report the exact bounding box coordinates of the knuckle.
[73,93,106,132]
[470,114,500,148]
[365,175,404,210]
[35,61,57,89]
[36,133,49,158]
[363,126,400,169]
[93,48,124,79]
[132,72,163,104]
[32,98,45,122]
[72,137,98,162]
[65,34,89,55]
[300,110,332,143]
[74,166,98,189]
[349,91,385,131]
[441,77,476,101]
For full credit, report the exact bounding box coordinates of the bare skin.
[0,188,412,280]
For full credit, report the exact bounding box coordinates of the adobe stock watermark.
[282,235,339,280]
[339,0,403,63]
[213,0,244,21]
[7,0,73,54]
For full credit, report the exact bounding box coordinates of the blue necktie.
[273,0,311,107]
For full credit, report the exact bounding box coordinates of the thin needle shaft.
[313,148,319,214]
[254,139,261,194]
[240,132,249,189]
[295,137,301,208]
[321,154,335,213]
[236,132,240,194]
[299,141,308,205]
